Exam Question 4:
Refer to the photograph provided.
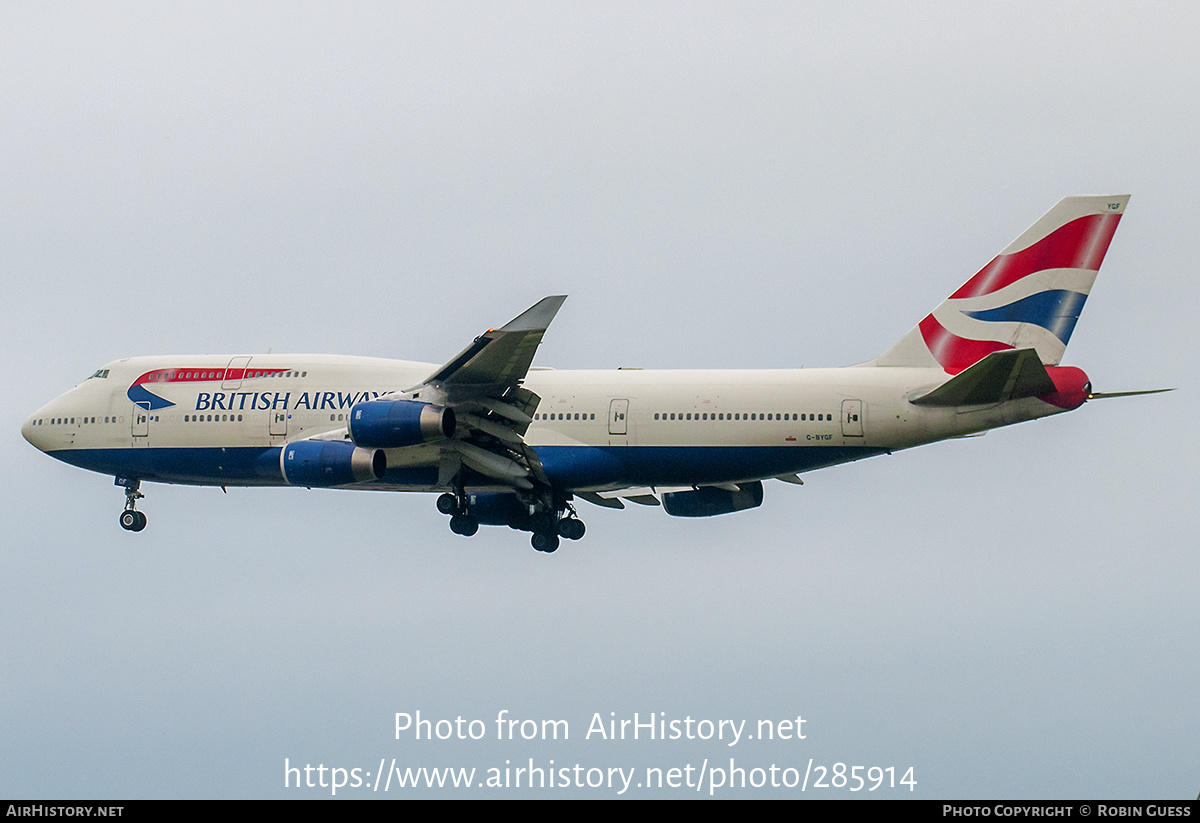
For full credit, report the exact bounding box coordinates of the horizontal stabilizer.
[911,348,1055,407]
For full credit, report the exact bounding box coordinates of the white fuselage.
[22,353,1070,493]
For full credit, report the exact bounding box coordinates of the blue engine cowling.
[348,400,455,449]
[662,481,764,518]
[281,440,387,487]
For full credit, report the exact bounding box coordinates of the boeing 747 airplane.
[23,195,1162,552]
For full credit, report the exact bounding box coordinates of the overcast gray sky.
[2,2,1196,798]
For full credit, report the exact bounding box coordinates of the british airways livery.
[23,195,1161,552]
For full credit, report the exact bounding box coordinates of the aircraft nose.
[22,413,50,452]
[22,416,37,446]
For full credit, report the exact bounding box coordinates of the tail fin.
[875,195,1129,373]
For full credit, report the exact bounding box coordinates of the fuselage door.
[841,399,864,437]
[131,402,150,439]
[270,410,288,438]
[223,356,252,391]
[609,398,629,436]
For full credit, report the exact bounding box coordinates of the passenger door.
[841,399,864,437]
[131,402,150,445]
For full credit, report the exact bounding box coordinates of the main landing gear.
[528,510,586,553]
[438,492,480,536]
[436,491,585,553]
[118,478,147,532]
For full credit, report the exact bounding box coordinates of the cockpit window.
[88,369,110,379]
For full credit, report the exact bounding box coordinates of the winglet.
[499,295,567,332]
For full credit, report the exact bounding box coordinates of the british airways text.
[195,390,387,412]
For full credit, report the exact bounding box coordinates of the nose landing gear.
[119,509,147,531]
[118,478,147,532]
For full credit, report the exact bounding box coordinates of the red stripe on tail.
[918,315,1013,374]
[950,213,1121,299]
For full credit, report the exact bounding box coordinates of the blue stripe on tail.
[964,289,1088,344]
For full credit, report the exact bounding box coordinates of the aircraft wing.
[392,296,567,490]
[414,296,566,401]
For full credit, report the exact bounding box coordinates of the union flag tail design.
[875,195,1128,373]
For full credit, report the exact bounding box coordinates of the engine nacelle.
[281,440,386,487]
[662,481,764,518]
[348,399,455,449]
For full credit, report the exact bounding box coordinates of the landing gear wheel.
[531,532,560,553]
[557,518,585,540]
[436,493,459,515]
[118,479,146,531]
[120,510,147,532]
[449,514,479,536]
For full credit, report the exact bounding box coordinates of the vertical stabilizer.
[874,195,1128,373]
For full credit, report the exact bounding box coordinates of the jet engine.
[281,440,386,487]
[348,399,455,449]
[662,481,764,518]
